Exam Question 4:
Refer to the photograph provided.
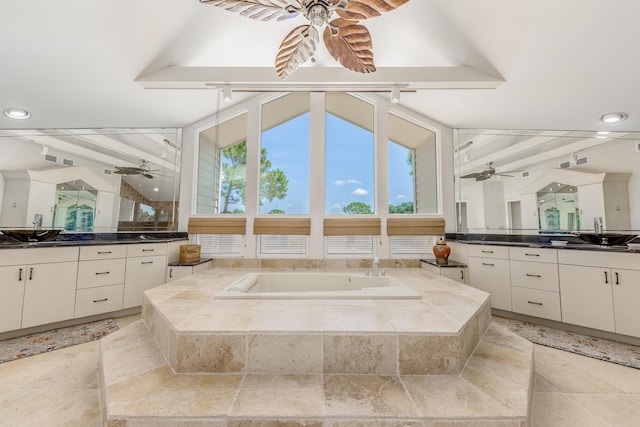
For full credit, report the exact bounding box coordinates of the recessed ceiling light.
[3,108,31,120]
[600,112,628,124]
[597,131,610,135]
[153,187,159,192]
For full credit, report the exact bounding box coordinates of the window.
[259,235,309,257]
[390,235,436,258]
[197,234,244,258]
[325,236,375,257]
[196,112,248,214]
[388,113,438,214]
[325,93,375,214]
[260,93,310,214]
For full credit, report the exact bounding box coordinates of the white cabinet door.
[559,264,615,332]
[166,265,194,282]
[0,265,27,333]
[22,261,79,328]
[468,257,511,311]
[123,255,167,309]
[440,267,468,284]
[612,268,640,338]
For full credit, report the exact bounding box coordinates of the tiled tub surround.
[100,267,535,426]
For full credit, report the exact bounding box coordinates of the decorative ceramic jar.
[433,239,451,265]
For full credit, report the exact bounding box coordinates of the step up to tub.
[140,269,493,376]
[100,319,534,426]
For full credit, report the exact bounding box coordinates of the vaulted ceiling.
[2,0,639,132]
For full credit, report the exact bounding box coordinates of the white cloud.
[352,188,369,196]
[334,180,346,186]
[330,203,344,210]
[347,179,362,184]
[396,194,405,200]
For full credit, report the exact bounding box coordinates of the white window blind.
[258,235,309,257]
[390,235,436,257]
[197,234,244,257]
[326,235,374,256]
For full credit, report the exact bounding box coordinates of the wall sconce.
[223,86,232,103]
[390,86,400,104]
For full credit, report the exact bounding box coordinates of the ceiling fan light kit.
[200,0,411,79]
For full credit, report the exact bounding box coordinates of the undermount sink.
[576,233,637,246]
[1,229,62,243]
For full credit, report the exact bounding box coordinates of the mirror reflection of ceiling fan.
[200,0,411,79]
[461,162,520,181]
[113,160,159,179]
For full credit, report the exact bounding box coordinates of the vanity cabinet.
[12,247,80,329]
[468,245,511,311]
[75,245,127,318]
[0,266,26,333]
[509,247,561,321]
[123,243,168,309]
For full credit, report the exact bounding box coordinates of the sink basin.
[1,229,62,243]
[577,233,637,246]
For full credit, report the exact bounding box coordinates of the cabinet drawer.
[510,260,559,291]
[509,247,557,263]
[0,247,79,267]
[511,286,561,321]
[77,259,126,289]
[74,284,124,318]
[608,252,640,270]
[558,249,606,267]
[467,245,509,259]
[79,245,127,260]
[127,243,167,257]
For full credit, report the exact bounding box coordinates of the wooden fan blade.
[275,25,319,79]
[335,0,410,21]
[460,173,483,179]
[199,0,299,21]
[323,19,375,74]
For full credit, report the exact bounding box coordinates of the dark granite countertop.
[0,232,188,249]
[421,259,468,268]
[168,258,213,267]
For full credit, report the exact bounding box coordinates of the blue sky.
[227,112,414,214]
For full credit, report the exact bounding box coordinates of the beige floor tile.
[323,334,398,375]
[379,304,461,333]
[566,393,640,426]
[464,341,532,386]
[177,301,258,332]
[322,306,394,332]
[107,365,242,417]
[401,375,511,419]
[532,392,608,427]
[0,340,100,390]
[535,352,623,393]
[247,334,322,374]
[324,375,419,417]
[0,387,102,427]
[114,312,142,328]
[462,366,529,415]
[249,305,323,332]
[230,374,325,417]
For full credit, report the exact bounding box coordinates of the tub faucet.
[33,214,43,231]
[372,257,379,276]
[593,216,603,234]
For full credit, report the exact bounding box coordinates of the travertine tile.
[177,301,258,332]
[228,420,322,427]
[108,365,242,417]
[324,375,419,417]
[0,387,102,427]
[399,335,461,375]
[329,421,422,427]
[566,393,640,426]
[232,258,262,268]
[128,420,227,427]
[535,352,623,393]
[532,392,608,427]
[101,320,166,387]
[401,375,512,418]
[465,341,532,386]
[322,305,394,332]
[249,305,323,332]
[460,315,480,364]
[176,334,245,373]
[323,334,397,374]
[260,259,319,270]
[462,366,529,415]
[481,321,534,355]
[0,340,100,390]
[379,304,461,334]
[231,374,324,417]
[247,334,322,374]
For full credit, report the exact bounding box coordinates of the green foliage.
[268,209,286,214]
[343,201,373,215]
[219,140,289,213]
[407,150,414,177]
[389,201,415,214]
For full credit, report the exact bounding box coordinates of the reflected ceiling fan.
[114,160,158,179]
[200,0,411,79]
[460,162,519,182]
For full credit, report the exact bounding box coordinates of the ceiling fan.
[200,0,411,79]
[114,160,158,179]
[460,162,518,182]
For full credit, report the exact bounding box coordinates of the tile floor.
[1,314,640,426]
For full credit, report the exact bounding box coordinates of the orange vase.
[433,239,451,265]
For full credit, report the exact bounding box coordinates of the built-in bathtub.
[215,272,422,299]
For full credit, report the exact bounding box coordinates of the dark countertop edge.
[421,258,468,268]
[445,233,640,253]
[0,232,188,249]
[168,258,213,267]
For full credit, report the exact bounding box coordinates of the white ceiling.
[2,0,640,132]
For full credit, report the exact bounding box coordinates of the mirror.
[454,129,640,234]
[0,128,181,233]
